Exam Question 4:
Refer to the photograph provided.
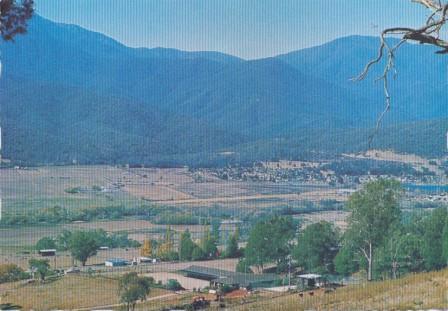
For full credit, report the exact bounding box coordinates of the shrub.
[0,264,28,283]
[35,237,57,250]
[166,279,182,291]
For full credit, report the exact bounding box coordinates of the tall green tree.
[69,231,98,266]
[191,245,205,261]
[294,221,339,273]
[118,272,152,311]
[211,219,221,243]
[334,244,359,276]
[422,207,447,270]
[179,230,195,261]
[344,179,402,281]
[28,259,50,282]
[443,218,448,266]
[245,216,295,272]
[56,230,72,251]
[201,228,218,259]
[374,227,423,279]
[225,233,239,258]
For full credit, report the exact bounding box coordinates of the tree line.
[240,179,448,281]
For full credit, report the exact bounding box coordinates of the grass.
[134,292,196,311]
[3,194,140,214]
[229,269,448,311]
[0,275,169,310]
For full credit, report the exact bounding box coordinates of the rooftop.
[298,273,322,279]
[182,265,280,287]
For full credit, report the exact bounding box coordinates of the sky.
[36,0,427,59]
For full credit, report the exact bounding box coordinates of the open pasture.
[0,275,169,310]
[1,165,349,214]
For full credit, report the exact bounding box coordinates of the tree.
[157,227,176,260]
[334,244,359,276]
[225,232,239,258]
[28,259,50,282]
[211,219,221,242]
[201,227,218,259]
[191,245,205,261]
[236,258,253,274]
[268,216,296,268]
[118,272,152,311]
[245,216,295,272]
[245,222,271,272]
[140,240,153,258]
[35,237,56,251]
[166,279,182,291]
[422,207,447,270]
[0,0,34,41]
[179,230,195,261]
[294,221,339,273]
[68,231,98,266]
[374,227,423,279]
[443,218,448,265]
[343,179,402,281]
[56,230,72,251]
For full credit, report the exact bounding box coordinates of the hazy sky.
[36,0,426,59]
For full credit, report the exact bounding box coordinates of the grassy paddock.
[0,275,168,310]
[230,269,448,311]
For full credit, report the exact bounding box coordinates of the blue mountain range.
[1,15,446,165]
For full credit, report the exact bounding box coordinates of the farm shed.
[298,273,322,289]
[38,249,56,257]
[182,265,279,289]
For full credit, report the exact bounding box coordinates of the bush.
[236,258,253,273]
[0,264,28,283]
[166,279,183,291]
[35,237,56,250]
[191,246,205,261]
[153,213,201,225]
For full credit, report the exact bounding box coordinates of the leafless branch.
[354,0,448,148]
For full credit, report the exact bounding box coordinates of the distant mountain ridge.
[1,16,447,165]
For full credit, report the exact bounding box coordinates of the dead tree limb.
[354,0,448,148]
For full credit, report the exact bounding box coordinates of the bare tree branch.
[354,0,448,148]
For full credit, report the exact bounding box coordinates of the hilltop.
[1,16,448,166]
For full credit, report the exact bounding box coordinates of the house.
[105,258,128,267]
[182,265,279,289]
[297,273,322,289]
[38,249,56,257]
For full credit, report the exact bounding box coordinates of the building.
[105,258,128,267]
[297,273,322,289]
[38,249,56,257]
[182,265,280,289]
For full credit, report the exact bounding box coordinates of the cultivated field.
[1,165,350,214]
[0,164,377,268]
